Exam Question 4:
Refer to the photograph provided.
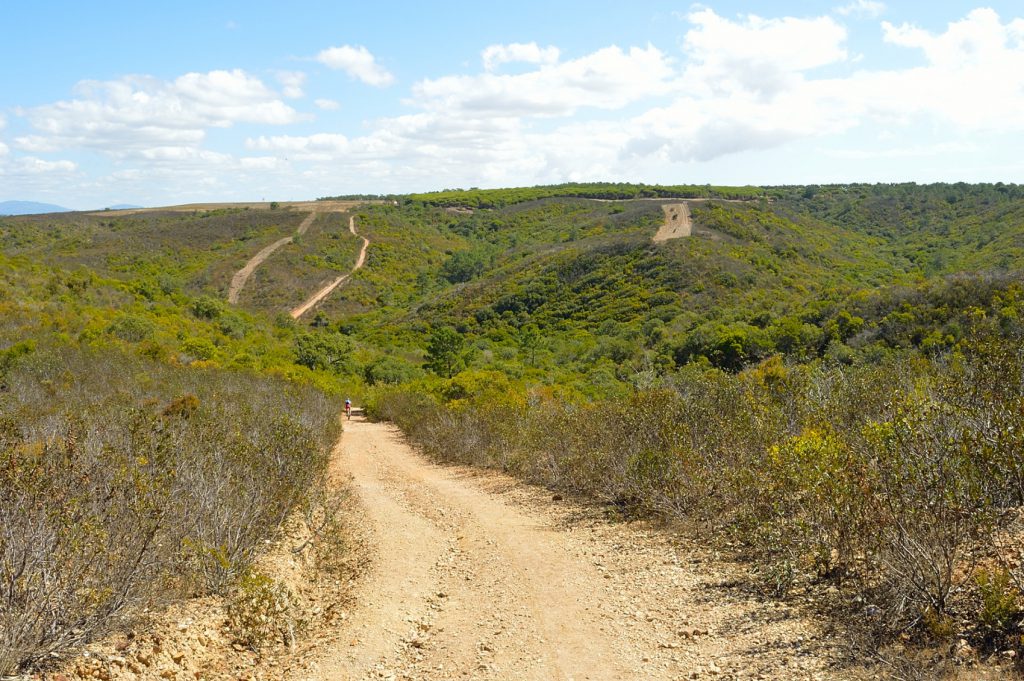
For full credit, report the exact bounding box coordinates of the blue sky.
[2,1,1023,208]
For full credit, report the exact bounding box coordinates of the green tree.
[294,332,353,373]
[518,324,543,366]
[426,326,464,378]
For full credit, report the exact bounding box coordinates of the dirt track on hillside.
[226,210,319,304]
[288,417,847,681]
[654,203,692,242]
[290,215,369,319]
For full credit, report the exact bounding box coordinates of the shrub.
[363,355,420,385]
[0,345,338,673]
[106,314,155,342]
[181,336,217,361]
[864,399,996,626]
[226,570,300,651]
[191,296,225,320]
[975,567,1021,642]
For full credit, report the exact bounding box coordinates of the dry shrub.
[227,570,301,651]
[0,345,338,674]
[374,337,1024,650]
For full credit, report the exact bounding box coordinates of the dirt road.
[653,202,692,242]
[290,215,369,319]
[294,418,845,681]
[227,210,318,304]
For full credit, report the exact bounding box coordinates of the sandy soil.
[653,203,692,242]
[226,211,319,304]
[291,417,851,681]
[290,216,369,319]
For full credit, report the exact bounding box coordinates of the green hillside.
[5,182,1024,671]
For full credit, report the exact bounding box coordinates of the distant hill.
[0,200,72,215]
[107,204,143,210]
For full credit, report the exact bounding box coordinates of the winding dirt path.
[227,210,318,304]
[290,215,368,319]
[292,417,847,681]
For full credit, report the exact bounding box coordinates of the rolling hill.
[5,183,1024,676]
[0,199,71,215]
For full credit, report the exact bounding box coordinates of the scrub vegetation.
[5,182,1024,673]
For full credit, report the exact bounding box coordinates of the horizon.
[2,1,1023,209]
[7,177,1024,214]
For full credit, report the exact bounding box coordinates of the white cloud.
[275,71,306,98]
[316,45,394,87]
[864,9,1024,131]
[682,9,848,97]
[823,141,977,160]
[0,142,8,157]
[239,156,284,170]
[138,147,232,163]
[835,1,886,18]
[247,133,350,160]
[12,7,1024,205]
[410,45,674,117]
[884,8,1011,68]
[16,157,77,173]
[16,69,301,156]
[481,42,560,71]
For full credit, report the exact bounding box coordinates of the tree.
[426,326,464,378]
[294,332,353,373]
[518,324,542,366]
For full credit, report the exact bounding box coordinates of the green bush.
[106,314,156,342]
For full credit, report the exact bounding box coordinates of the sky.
[2,1,1023,208]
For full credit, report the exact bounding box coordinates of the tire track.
[290,215,368,319]
[227,210,318,304]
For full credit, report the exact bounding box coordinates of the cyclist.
[344,398,352,419]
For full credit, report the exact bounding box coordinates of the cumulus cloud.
[835,1,886,18]
[16,157,77,173]
[16,69,301,157]
[682,9,848,97]
[866,9,1024,130]
[0,142,9,157]
[316,45,394,87]
[883,8,1017,67]
[481,42,560,71]
[247,133,350,160]
[13,7,1024,205]
[410,45,674,117]
[275,71,306,98]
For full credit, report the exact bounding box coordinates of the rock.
[955,639,976,661]
[552,494,563,501]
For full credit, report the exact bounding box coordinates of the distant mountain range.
[0,200,72,215]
